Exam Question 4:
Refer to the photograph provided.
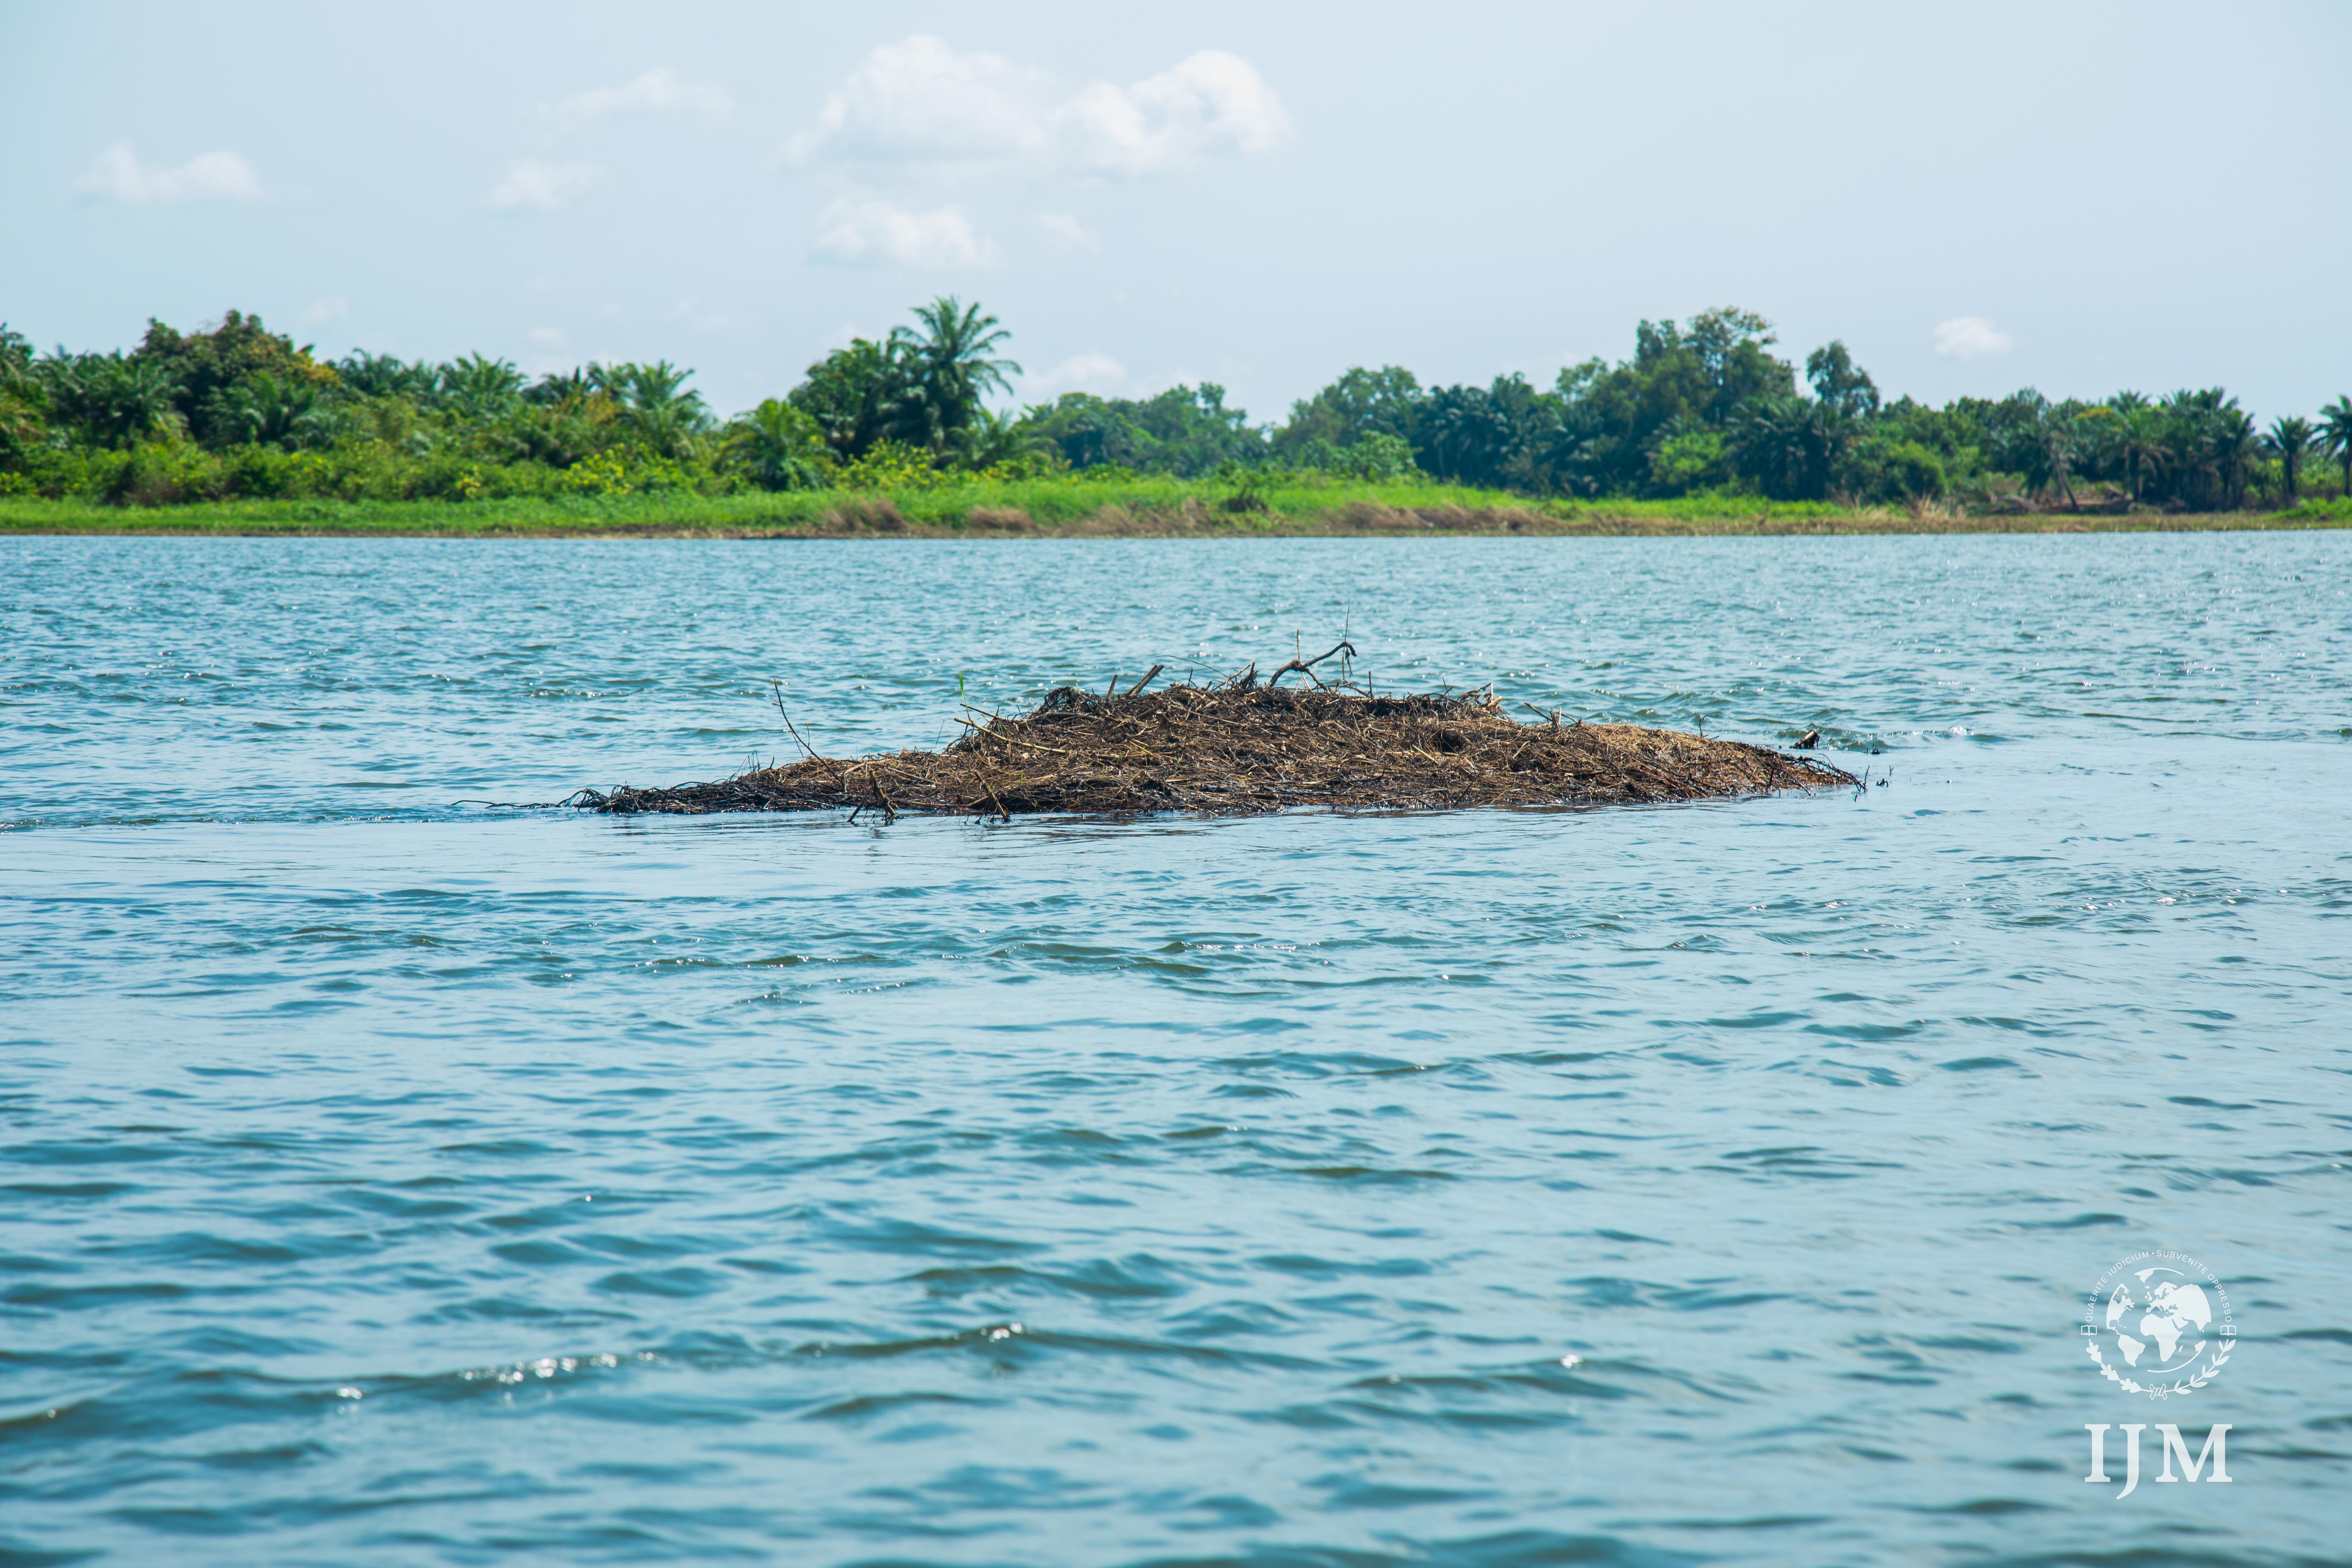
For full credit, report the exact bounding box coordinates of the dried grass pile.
[574,648,1854,820]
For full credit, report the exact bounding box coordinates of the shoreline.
[3,496,2343,540]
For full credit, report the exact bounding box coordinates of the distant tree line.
[2,301,2346,511]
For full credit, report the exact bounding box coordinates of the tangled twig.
[1266,639,1359,691]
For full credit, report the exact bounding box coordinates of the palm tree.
[2043,416,2082,510]
[2158,389,2231,509]
[896,296,1021,453]
[2261,415,2315,504]
[0,324,31,385]
[1728,395,1827,500]
[0,326,43,461]
[2117,406,2167,503]
[597,361,710,458]
[42,353,180,447]
[526,368,596,408]
[601,360,699,414]
[947,406,1048,470]
[790,336,909,460]
[216,372,330,449]
[723,399,828,490]
[1414,380,1539,490]
[2214,408,2260,510]
[2318,396,2352,500]
[336,351,437,401]
[436,354,525,420]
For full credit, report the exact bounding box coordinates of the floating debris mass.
[573,654,1853,819]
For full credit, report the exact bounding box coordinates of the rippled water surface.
[4,534,2350,1567]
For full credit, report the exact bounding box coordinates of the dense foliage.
[2,302,2343,511]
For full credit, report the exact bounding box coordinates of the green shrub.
[1648,429,1730,495]
[1879,440,1948,501]
[105,441,225,504]
[1334,432,1420,482]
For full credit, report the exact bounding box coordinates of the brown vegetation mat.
[573,658,1855,819]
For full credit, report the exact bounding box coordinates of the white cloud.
[75,143,260,202]
[1933,316,2014,359]
[788,36,1043,165]
[1029,352,1127,397]
[788,36,1289,176]
[1037,211,1098,251]
[811,198,992,267]
[296,296,349,328]
[486,160,601,211]
[544,68,733,125]
[528,326,567,349]
[1055,51,1290,175]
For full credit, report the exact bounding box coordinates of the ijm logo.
[2084,1422,2231,1499]
[2082,1250,2235,1398]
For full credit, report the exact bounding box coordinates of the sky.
[4,1,2347,423]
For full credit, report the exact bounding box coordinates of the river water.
[3,534,2348,1566]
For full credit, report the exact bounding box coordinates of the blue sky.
[3,1,2346,422]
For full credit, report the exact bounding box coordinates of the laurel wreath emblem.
[2085,1334,2234,1399]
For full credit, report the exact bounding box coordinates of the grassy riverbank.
[4,481,2346,538]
